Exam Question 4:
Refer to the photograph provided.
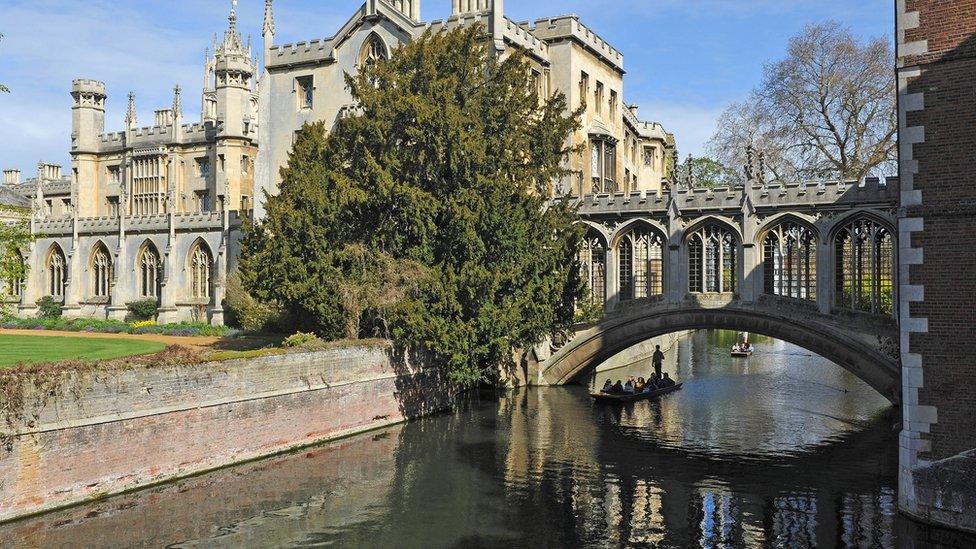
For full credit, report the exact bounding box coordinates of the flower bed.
[0,316,236,338]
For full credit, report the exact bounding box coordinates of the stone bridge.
[528,177,903,403]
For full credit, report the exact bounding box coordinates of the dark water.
[4,331,974,548]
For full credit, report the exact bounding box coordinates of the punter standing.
[652,345,665,381]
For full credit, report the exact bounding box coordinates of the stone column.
[62,218,83,318]
[815,238,832,314]
[156,215,179,324]
[604,246,617,313]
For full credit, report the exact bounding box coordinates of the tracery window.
[763,221,817,301]
[2,250,25,298]
[579,232,607,309]
[617,227,665,301]
[835,217,895,315]
[131,155,166,216]
[590,137,617,193]
[139,243,162,299]
[91,244,112,299]
[360,34,388,87]
[189,242,213,300]
[47,245,67,299]
[688,224,737,294]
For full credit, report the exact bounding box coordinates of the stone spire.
[229,0,238,32]
[125,91,137,129]
[172,85,183,118]
[263,0,275,39]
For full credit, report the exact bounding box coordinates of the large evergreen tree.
[241,26,585,384]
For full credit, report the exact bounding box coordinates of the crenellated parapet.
[530,15,624,73]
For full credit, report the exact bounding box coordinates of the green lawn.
[0,335,166,368]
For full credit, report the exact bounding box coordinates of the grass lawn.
[0,334,167,368]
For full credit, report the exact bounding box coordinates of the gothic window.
[687,224,737,294]
[189,242,213,301]
[617,226,666,302]
[579,232,607,309]
[763,221,817,301]
[834,217,894,315]
[595,82,604,115]
[131,155,166,216]
[610,90,618,118]
[579,72,589,112]
[360,35,388,87]
[47,245,67,299]
[196,157,211,178]
[91,244,112,299]
[2,250,25,298]
[139,243,162,300]
[643,147,655,168]
[590,138,617,194]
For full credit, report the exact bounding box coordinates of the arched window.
[617,226,665,301]
[688,224,737,294]
[763,221,817,301]
[189,242,213,300]
[579,232,607,309]
[2,250,25,298]
[835,217,894,315]
[46,245,67,299]
[359,34,388,87]
[139,243,162,299]
[91,243,113,299]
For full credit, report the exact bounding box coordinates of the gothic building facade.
[1,5,258,324]
[1,0,674,325]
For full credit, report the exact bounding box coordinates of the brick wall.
[0,344,458,524]
[898,0,976,531]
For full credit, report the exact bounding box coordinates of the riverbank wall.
[594,330,689,376]
[0,343,458,524]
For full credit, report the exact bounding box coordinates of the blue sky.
[0,0,893,175]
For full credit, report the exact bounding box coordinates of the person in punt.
[661,373,675,387]
[635,377,646,393]
[601,379,613,393]
[611,380,624,393]
[624,377,636,394]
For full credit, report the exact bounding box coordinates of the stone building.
[256,0,675,215]
[1,4,259,324]
[2,0,673,324]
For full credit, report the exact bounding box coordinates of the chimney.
[39,163,62,181]
[155,108,175,127]
[2,169,21,185]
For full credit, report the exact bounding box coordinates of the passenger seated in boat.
[635,377,646,392]
[661,373,675,387]
[624,378,635,393]
[611,380,624,393]
[601,380,613,393]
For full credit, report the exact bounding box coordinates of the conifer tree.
[241,26,585,384]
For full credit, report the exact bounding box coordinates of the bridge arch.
[538,301,901,404]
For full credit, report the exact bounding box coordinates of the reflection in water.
[3,331,973,548]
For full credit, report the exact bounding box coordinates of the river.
[3,330,972,548]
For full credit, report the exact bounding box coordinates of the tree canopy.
[0,219,31,305]
[240,26,586,384]
[674,155,738,189]
[708,21,896,182]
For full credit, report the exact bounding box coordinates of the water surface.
[3,331,972,548]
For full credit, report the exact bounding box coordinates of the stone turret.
[367,0,420,21]
[70,79,106,153]
[213,0,256,137]
[452,0,503,50]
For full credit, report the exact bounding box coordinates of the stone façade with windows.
[255,0,675,218]
[1,6,257,324]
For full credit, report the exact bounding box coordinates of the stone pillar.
[62,219,83,318]
[156,216,179,324]
[604,246,617,313]
[815,237,832,315]
[739,243,757,302]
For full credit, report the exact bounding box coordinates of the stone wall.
[0,343,457,524]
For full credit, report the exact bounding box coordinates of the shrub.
[131,320,156,329]
[224,271,288,333]
[127,299,159,321]
[283,332,320,348]
[37,296,62,319]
